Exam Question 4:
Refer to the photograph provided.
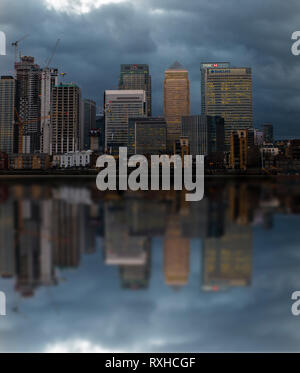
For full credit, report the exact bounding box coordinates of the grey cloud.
[0,0,299,136]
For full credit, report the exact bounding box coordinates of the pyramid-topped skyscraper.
[164,62,190,152]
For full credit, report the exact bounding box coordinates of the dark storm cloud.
[0,0,300,137]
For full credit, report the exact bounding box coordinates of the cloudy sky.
[0,0,300,138]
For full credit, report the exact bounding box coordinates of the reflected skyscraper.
[164,214,190,287]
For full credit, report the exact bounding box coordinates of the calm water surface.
[0,177,300,352]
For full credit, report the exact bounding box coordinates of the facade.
[128,117,167,155]
[0,76,15,154]
[202,66,253,148]
[9,153,51,170]
[58,150,93,168]
[51,83,82,154]
[104,90,147,154]
[230,130,249,170]
[164,61,190,152]
[263,123,274,143]
[15,56,41,154]
[254,128,264,146]
[200,62,230,115]
[181,115,225,156]
[96,114,105,153]
[40,68,58,154]
[83,99,96,150]
[119,64,152,117]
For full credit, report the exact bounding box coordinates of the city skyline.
[0,0,300,139]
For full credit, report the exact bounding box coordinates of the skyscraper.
[104,90,147,154]
[40,67,58,154]
[83,99,96,150]
[15,56,41,154]
[51,83,82,154]
[0,76,15,154]
[202,66,253,148]
[164,61,190,152]
[181,115,225,156]
[119,64,152,117]
[200,62,230,114]
[128,117,167,155]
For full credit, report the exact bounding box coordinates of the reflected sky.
[0,178,300,352]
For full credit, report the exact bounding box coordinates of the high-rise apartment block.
[104,90,147,154]
[164,61,190,152]
[40,67,58,154]
[202,65,253,148]
[15,56,41,154]
[119,64,152,117]
[181,115,225,156]
[51,83,82,154]
[0,76,15,154]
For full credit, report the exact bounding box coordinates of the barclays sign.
[210,69,231,74]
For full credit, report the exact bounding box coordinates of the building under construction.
[15,56,41,154]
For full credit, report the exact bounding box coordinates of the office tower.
[254,128,264,146]
[104,90,147,154]
[119,64,152,117]
[164,61,190,152]
[128,117,167,155]
[181,115,225,156]
[40,68,58,154]
[202,65,253,148]
[83,99,96,150]
[96,114,105,152]
[51,83,82,154]
[15,56,41,153]
[230,129,249,170]
[262,123,274,143]
[163,214,190,287]
[0,76,15,154]
[200,62,230,114]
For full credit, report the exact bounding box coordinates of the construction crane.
[45,38,60,68]
[11,34,29,64]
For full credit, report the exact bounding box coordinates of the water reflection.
[0,178,300,351]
